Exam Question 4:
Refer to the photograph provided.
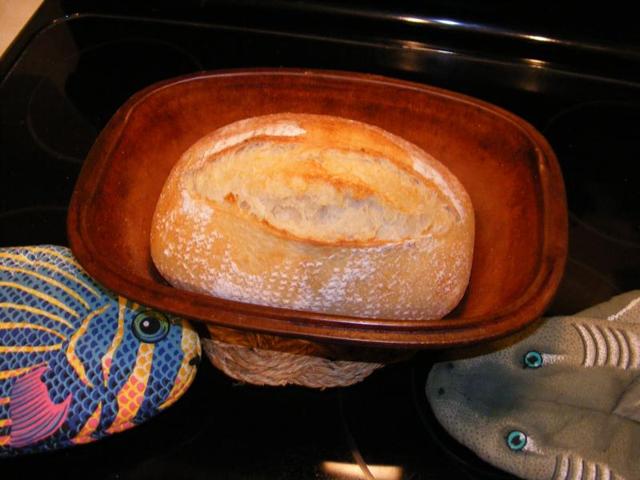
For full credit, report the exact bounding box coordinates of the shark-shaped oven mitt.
[427,291,640,480]
[0,245,201,456]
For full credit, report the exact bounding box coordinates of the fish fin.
[8,365,71,448]
[607,294,640,323]
[613,377,640,422]
[576,291,640,321]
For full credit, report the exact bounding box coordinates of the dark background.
[1,1,639,478]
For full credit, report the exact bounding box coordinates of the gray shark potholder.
[427,291,640,480]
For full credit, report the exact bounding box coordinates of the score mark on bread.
[151,113,474,320]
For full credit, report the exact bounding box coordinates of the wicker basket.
[203,326,413,389]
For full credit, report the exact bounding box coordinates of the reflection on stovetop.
[543,101,640,315]
[546,102,640,249]
[26,39,201,164]
[1,9,639,480]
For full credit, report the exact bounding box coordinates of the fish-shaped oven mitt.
[427,291,640,480]
[0,245,201,456]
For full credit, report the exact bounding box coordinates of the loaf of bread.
[150,113,474,320]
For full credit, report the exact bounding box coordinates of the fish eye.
[506,430,527,451]
[523,350,543,369]
[132,311,170,343]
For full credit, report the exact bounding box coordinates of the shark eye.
[132,311,170,343]
[506,430,527,451]
[523,350,543,369]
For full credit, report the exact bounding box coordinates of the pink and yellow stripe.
[72,401,102,445]
[106,342,155,434]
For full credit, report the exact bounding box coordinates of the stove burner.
[335,355,517,480]
[26,38,202,164]
[544,101,640,249]
[27,78,97,164]
[542,101,640,303]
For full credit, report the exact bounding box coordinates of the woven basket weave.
[203,326,411,388]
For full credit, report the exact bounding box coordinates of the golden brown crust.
[150,113,474,320]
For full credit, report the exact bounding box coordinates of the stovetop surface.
[1,2,639,478]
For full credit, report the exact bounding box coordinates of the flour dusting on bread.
[181,190,212,221]
[150,113,474,320]
[203,121,306,157]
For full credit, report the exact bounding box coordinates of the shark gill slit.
[594,324,613,367]
[555,454,570,480]
[567,454,577,480]
[574,324,594,367]
[551,455,561,480]
[101,297,126,387]
[554,454,575,480]
[612,328,631,370]
[605,326,622,369]
[0,252,102,299]
[0,265,90,310]
[602,464,614,480]
[0,281,79,319]
[586,464,593,480]
[575,458,585,480]
[580,458,601,480]
[593,461,607,480]
[584,324,606,367]
[622,328,638,369]
[66,304,110,388]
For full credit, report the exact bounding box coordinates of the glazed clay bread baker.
[150,113,475,321]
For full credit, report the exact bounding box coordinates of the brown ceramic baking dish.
[67,69,567,348]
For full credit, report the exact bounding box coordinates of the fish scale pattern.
[75,308,119,387]
[0,247,103,316]
[0,328,59,347]
[138,330,184,415]
[0,245,200,456]
[108,344,155,433]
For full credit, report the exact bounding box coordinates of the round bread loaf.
[150,113,474,320]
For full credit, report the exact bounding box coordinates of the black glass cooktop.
[1,1,639,479]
